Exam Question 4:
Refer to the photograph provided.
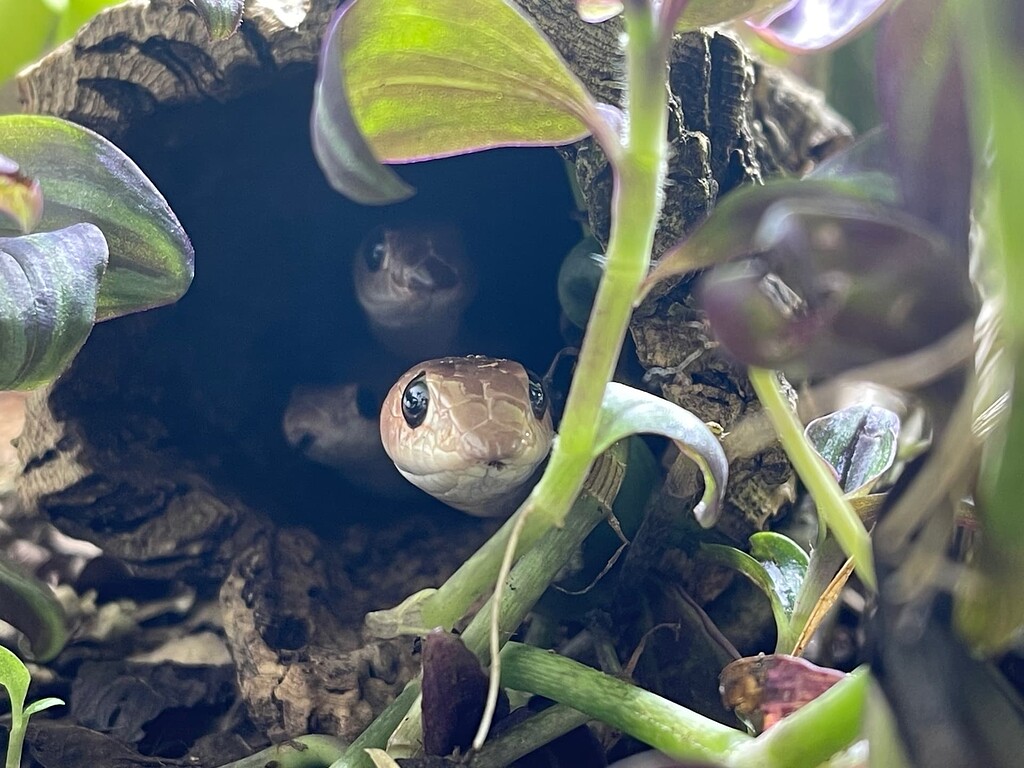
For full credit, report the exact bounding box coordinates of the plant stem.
[467,705,591,768]
[388,445,627,748]
[499,642,868,768]
[215,735,347,768]
[499,641,750,761]
[728,668,868,768]
[520,1,671,533]
[6,711,23,768]
[748,368,877,590]
[328,681,421,768]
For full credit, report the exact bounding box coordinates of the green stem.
[499,643,868,768]
[467,705,591,768]
[499,642,750,761]
[748,368,876,591]
[519,2,671,532]
[389,445,627,748]
[728,668,868,768]
[216,735,347,768]
[328,681,421,768]
[6,711,23,768]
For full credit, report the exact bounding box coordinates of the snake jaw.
[380,356,555,517]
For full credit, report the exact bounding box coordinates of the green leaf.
[805,405,900,496]
[0,644,31,715]
[312,0,607,203]
[0,154,43,234]
[593,382,728,527]
[53,0,122,42]
[22,696,64,717]
[0,115,193,321]
[0,224,107,391]
[676,0,793,30]
[0,0,56,85]
[702,532,809,651]
[187,0,245,40]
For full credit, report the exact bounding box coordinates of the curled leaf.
[0,155,43,234]
[594,382,727,527]
[702,532,809,650]
[0,225,108,391]
[0,115,193,320]
[805,404,899,496]
[312,0,609,202]
[188,0,245,40]
[0,556,69,662]
[311,6,416,205]
[576,0,622,23]
[748,0,895,52]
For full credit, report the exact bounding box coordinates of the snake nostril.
[293,432,316,453]
[487,460,506,470]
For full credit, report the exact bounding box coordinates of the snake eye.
[402,373,429,428]
[527,371,547,420]
[363,232,387,272]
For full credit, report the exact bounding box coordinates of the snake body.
[379,356,554,517]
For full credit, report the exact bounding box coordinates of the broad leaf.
[703,532,809,650]
[0,154,43,234]
[805,405,899,496]
[0,225,107,391]
[594,382,727,527]
[0,115,193,321]
[188,0,245,40]
[748,0,895,52]
[0,0,55,85]
[312,0,606,203]
[640,178,887,300]
[877,0,972,257]
[0,643,30,714]
[675,0,796,31]
[696,197,974,378]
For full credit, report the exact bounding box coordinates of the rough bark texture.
[9,0,852,759]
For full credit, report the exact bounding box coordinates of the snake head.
[380,356,554,517]
[353,224,476,360]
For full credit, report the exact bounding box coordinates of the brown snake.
[379,356,555,517]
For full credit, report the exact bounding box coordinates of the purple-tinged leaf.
[720,654,844,733]
[0,154,43,235]
[0,115,193,321]
[640,177,887,300]
[747,0,895,52]
[876,0,971,257]
[421,630,507,756]
[703,532,809,651]
[311,6,415,205]
[805,405,899,496]
[0,224,108,391]
[188,0,245,40]
[312,0,610,204]
[698,197,974,378]
[576,0,622,23]
[672,1,796,32]
[594,382,727,527]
